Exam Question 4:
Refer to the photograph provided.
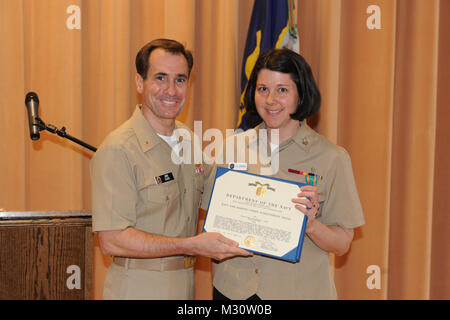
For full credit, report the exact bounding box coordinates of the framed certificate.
[202,167,308,262]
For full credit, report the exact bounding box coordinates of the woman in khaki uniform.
[207,48,365,299]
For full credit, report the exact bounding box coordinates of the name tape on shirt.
[228,162,248,171]
[154,172,174,184]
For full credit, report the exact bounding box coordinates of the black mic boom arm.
[35,117,97,152]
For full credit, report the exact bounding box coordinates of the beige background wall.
[1,0,449,299]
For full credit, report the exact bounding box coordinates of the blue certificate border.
[202,166,308,262]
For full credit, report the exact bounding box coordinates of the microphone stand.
[35,117,97,152]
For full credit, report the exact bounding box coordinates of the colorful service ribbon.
[288,168,323,186]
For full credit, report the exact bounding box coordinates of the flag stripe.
[237,0,299,130]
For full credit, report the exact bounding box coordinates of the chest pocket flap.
[138,177,180,204]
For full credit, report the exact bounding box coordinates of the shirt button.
[302,138,309,146]
[255,269,259,274]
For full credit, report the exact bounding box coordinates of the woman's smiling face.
[254,68,299,131]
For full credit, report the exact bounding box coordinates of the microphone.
[25,92,41,140]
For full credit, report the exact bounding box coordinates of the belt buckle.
[184,256,196,269]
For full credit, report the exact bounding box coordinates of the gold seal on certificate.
[244,235,256,247]
[203,167,308,262]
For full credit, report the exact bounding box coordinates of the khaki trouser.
[103,261,194,300]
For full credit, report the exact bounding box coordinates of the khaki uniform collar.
[254,120,315,152]
[290,120,315,152]
[130,105,191,153]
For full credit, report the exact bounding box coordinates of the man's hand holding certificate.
[203,167,308,262]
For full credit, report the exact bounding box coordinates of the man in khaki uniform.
[90,39,250,300]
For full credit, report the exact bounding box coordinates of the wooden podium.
[0,211,93,300]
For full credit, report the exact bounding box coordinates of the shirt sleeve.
[200,164,217,211]
[90,143,137,232]
[319,147,365,229]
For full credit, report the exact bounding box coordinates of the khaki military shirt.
[90,106,205,299]
[202,122,365,299]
